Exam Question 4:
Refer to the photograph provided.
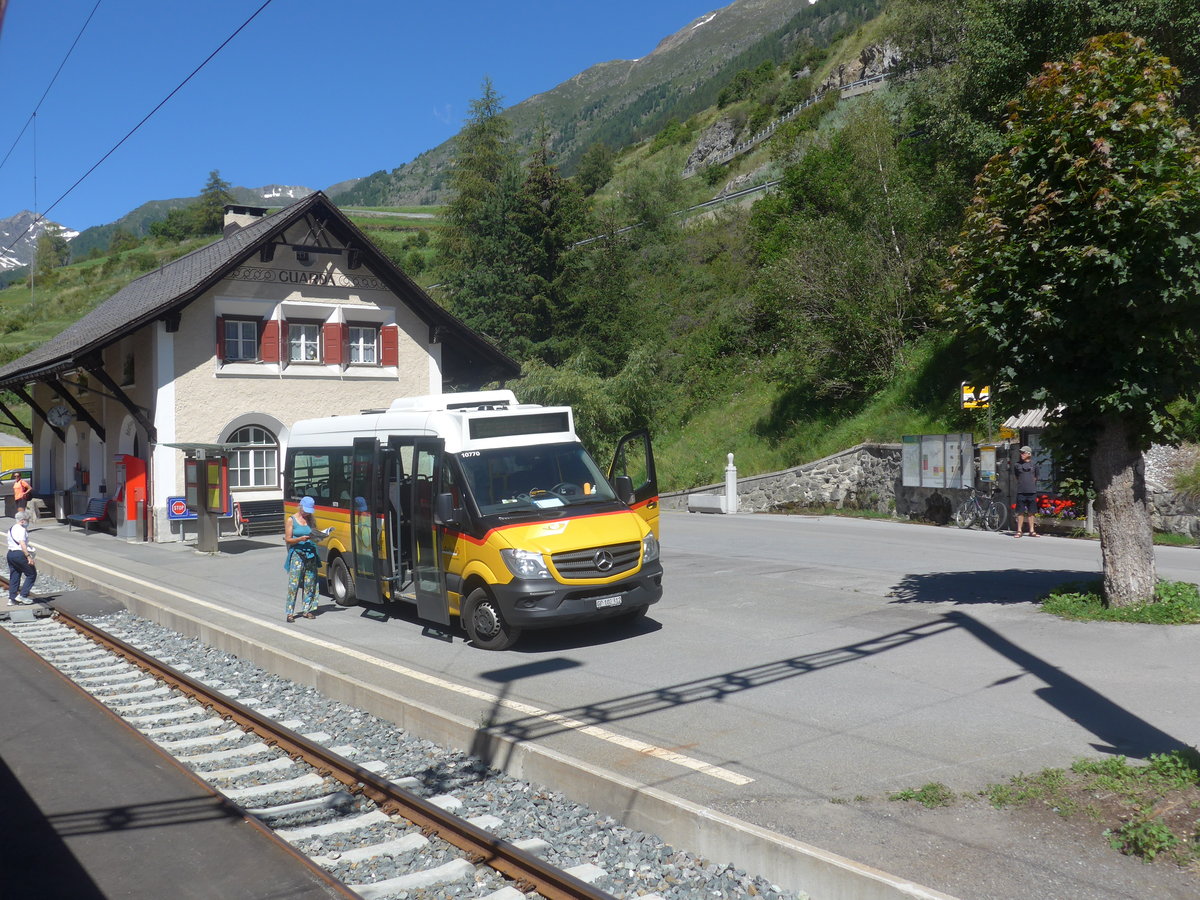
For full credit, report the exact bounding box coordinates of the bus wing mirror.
[434,492,460,527]
[614,475,635,505]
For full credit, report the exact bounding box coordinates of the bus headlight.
[501,548,552,580]
[642,532,660,564]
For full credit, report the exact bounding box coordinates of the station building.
[0,192,518,541]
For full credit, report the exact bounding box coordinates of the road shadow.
[471,618,958,758]
[887,569,1097,605]
[946,610,1192,757]
[470,609,1192,772]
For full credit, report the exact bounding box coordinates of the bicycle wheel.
[983,500,1007,532]
[954,500,977,529]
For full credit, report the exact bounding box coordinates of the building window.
[122,352,136,386]
[348,325,378,365]
[288,322,321,363]
[225,319,259,361]
[228,425,278,488]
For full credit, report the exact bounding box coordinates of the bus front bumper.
[491,561,664,629]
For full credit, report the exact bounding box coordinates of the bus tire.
[463,587,520,651]
[329,556,357,607]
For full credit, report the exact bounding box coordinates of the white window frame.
[288,322,321,363]
[348,325,379,365]
[225,318,259,362]
[228,425,278,489]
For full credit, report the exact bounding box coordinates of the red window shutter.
[380,324,399,367]
[215,315,225,362]
[323,323,342,365]
[260,319,280,363]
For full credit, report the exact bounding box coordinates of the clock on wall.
[48,404,74,427]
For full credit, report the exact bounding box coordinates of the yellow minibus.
[285,390,661,649]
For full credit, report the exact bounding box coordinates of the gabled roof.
[0,192,519,388]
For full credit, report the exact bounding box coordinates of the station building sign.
[228,265,386,291]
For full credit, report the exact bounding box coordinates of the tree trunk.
[1089,416,1156,607]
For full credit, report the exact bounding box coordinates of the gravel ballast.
[85,609,806,900]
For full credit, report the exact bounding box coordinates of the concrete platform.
[0,615,348,899]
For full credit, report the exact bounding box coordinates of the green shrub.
[1106,814,1180,861]
[888,782,956,808]
[1041,580,1200,624]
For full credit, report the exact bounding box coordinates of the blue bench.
[67,497,110,534]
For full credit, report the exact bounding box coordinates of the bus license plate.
[595,596,622,609]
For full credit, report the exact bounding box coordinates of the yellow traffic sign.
[961,383,990,409]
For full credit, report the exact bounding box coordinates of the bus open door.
[349,437,387,605]
[609,429,658,538]
[407,437,451,626]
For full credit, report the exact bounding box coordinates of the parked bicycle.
[954,485,1008,531]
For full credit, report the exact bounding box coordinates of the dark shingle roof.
[0,192,518,387]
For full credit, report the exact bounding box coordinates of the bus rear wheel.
[329,556,357,607]
[463,587,521,651]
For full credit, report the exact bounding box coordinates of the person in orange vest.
[13,476,32,513]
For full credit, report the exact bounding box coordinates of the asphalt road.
[27,511,1200,898]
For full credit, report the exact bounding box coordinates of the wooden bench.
[235,499,285,536]
[67,497,111,534]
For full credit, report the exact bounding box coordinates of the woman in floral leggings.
[284,496,320,622]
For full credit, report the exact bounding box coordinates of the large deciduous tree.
[34,224,71,274]
[947,33,1200,606]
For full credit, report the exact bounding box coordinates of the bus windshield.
[457,442,617,515]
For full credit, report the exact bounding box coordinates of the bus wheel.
[329,557,357,607]
[463,588,520,651]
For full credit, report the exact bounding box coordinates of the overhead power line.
[0,0,104,177]
[3,0,278,256]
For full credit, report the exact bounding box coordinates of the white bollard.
[724,452,738,514]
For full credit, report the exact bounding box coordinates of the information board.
[901,435,921,487]
[904,434,974,489]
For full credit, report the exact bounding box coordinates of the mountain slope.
[66,184,314,260]
[0,211,79,271]
[336,0,882,207]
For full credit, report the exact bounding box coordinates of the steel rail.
[0,605,359,900]
[51,606,617,900]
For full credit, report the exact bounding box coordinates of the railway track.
[2,605,620,900]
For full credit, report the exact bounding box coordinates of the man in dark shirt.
[1013,446,1040,537]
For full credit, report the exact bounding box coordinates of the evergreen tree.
[196,169,234,234]
[512,121,586,361]
[435,78,527,347]
[575,142,615,197]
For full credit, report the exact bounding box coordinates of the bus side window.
[440,454,462,508]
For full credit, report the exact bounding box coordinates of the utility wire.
[3,0,277,255]
[0,0,104,176]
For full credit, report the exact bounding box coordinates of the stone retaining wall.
[664,441,1200,535]
[662,443,899,514]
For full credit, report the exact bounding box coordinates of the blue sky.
[0,0,732,231]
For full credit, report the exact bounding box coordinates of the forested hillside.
[426,0,1200,492]
[4,0,1200,499]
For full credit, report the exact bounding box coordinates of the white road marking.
[42,547,753,786]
